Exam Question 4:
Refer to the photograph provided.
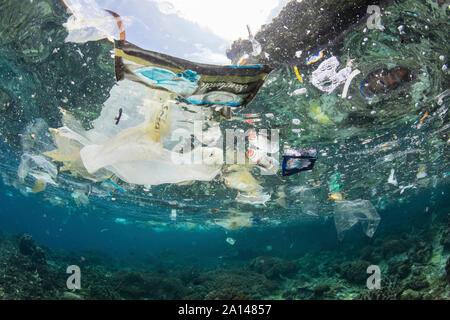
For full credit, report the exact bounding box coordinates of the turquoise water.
[0,0,449,300]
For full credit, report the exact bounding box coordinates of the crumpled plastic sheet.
[333,199,381,240]
[311,56,352,94]
[63,0,131,43]
[45,80,224,186]
[18,153,57,185]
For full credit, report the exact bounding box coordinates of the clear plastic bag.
[45,81,223,186]
[63,0,130,43]
[333,200,381,240]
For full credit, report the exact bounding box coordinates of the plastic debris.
[311,56,352,93]
[32,179,47,194]
[282,147,317,176]
[18,154,58,186]
[293,88,307,95]
[341,69,361,98]
[45,94,224,186]
[215,209,253,230]
[306,49,325,65]
[308,99,333,124]
[235,191,271,205]
[293,66,303,83]
[329,192,344,201]
[275,185,287,208]
[226,237,236,245]
[103,179,126,193]
[334,200,381,240]
[247,148,278,175]
[329,172,343,192]
[62,0,129,43]
[223,165,263,194]
[71,190,89,206]
[298,188,319,216]
[388,168,398,186]
[170,209,177,221]
[416,165,427,179]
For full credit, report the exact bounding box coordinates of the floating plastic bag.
[18,154,57,182]
[215,209,253,230]
[333,200,381,240]
[298,188,318,216]
[45,88,223,186]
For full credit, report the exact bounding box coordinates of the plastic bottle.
[246,148,278,175]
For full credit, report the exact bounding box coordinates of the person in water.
[360,66,413,99]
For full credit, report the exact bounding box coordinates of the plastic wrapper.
[282,147,317,176]
[63,0,130,43]
[333,200,381,240]
[44,83,223,186]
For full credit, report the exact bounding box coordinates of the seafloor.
[1,209,449,300]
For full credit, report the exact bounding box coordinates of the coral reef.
[0,210,449,301]
[339,260,371,284]
[249,256,298,280]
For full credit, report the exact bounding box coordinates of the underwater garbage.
[333,200,381,240]
[281,147,317,176]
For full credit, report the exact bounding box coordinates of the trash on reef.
[388,168,398,186]
[226,237,236,245]
[311,56,352,93]
[359,67,413,99]
[281,147,317,176]
[333,200,381,240]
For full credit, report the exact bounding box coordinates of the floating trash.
[226,237,236,245]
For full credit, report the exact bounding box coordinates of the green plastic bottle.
[329,171,343,193]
